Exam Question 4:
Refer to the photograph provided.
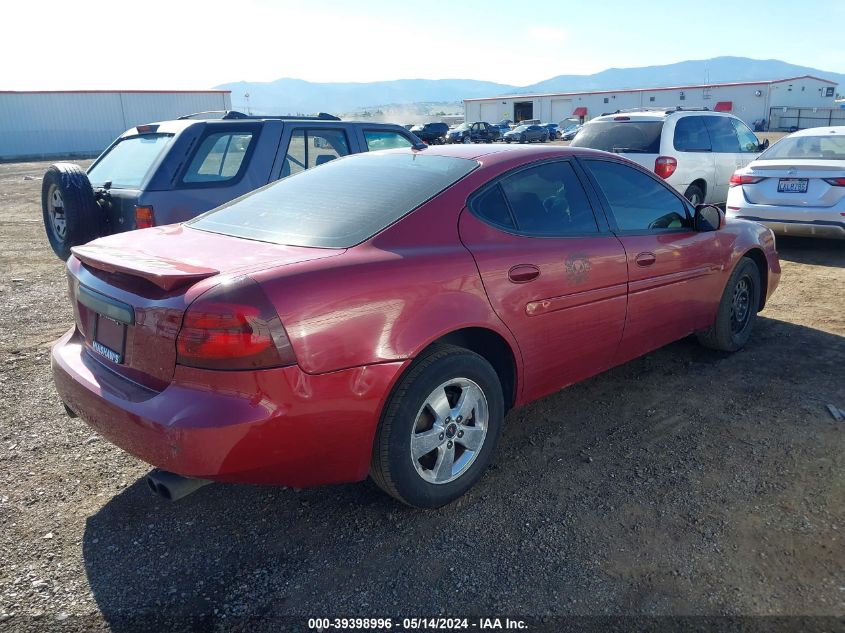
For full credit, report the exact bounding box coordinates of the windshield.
[189,153,478,248]
[513,125,529,132]
[453,124,469,132]
[759,134,845,160]
[87,134,173,188]
[570,120,664,153]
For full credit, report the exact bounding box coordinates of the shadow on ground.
[775,236,843,267]
[82,317,845,630]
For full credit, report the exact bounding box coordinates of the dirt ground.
[0,159,842,632]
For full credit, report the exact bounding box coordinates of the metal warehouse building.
[465,75,839,130]
[0,90,232,161]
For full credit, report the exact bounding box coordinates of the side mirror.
[758,138,770,151]
[694,204,723,232]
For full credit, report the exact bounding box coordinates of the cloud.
[527,27,569,43]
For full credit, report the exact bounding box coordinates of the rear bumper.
[726,190,845,239]
[734,216,845,239]
[52,328,408,487]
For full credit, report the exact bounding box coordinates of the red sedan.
[52,145,780,507]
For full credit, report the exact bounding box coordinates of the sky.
[2,0,845,90]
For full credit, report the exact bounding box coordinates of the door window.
[703,117,741,153]
[585,160,691,232]
[673,116,712,152]
[363,130,413,151]
[472,162,598,235]
[281,129,350,177]
[730,119,761,153]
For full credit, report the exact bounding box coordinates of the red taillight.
[176,277,295,370]
[823,177,845,186]
[654,156,677,179]
[135,206,155,229]
[729,172,764,187]
[613,116,630,121]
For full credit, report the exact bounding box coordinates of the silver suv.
[570,108,769,205]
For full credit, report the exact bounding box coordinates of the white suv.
[569,108,768,205]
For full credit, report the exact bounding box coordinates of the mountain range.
[216,57,844,115]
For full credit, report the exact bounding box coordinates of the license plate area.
[93,314,126,364]
[777,178,808,193]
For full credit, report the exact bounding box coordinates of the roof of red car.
[396,143,611,166]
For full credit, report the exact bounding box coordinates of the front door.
[459,160,628,402]
[581,158,726,365]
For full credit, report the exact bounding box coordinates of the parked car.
[410,122,449,145]
[726,126,845,239]
[560,124,582,141]
[446,121,500,144]
[503,124,549,143]
[541,123,561,140]
[41,111,422,260]
[569,108,769,205]
[52,144,780,508]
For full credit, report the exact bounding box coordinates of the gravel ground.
[0,159,843,632]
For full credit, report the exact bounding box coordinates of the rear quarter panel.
[142,121,283,225]
[248,169,523,379]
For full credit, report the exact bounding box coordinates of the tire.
[462,136,472,144]
[42,163,101,260]
[370,344,505,508]
[696,257,761,352]
[684,183,705,206]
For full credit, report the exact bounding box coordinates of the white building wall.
[464,77,837,128]
[0,91,231,160]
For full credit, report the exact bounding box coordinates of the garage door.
[551,99,572,124]
[479,102,501,123]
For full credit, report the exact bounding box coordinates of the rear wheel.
[370,344,504,508]
[684,183,705,206]
[697,257,761,352]
[41,163,101,260]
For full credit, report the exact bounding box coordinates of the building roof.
[463,75,837,102]
[0,89,231,94]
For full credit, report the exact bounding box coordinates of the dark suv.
[41,111,421,259]
[446,122,501,144]
[410,122,449,145]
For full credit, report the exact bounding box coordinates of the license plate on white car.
[777,178,808,193]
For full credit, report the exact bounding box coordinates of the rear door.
[459,159,628,401]
[145,122,278,225]
[703,116,760,203]
[580,158,727,365]
[273,126,353,179]
[671,116,716,202]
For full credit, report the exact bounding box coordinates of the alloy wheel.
[409,378,489,484]
[47,185,67,241]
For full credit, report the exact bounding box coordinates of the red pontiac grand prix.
[52,144,780,507]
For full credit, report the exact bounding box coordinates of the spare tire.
[42,163,101,260]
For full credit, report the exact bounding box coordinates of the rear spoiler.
[71,244,218,291]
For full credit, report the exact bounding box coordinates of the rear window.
[188,153,477,248]
[759,134,845,160]
[87,134,173,188]
[570,120,663,153]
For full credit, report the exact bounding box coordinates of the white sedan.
[726,127,845,239]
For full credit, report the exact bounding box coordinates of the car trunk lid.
[68,224,345,388]
[742,160,845,207]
